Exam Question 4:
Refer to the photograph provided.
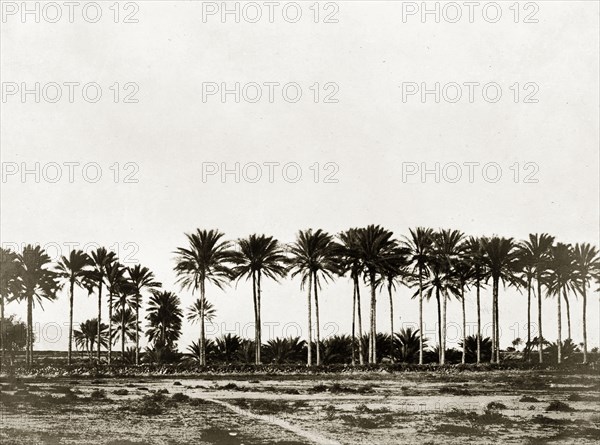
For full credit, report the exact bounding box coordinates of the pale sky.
[1,1,598,353]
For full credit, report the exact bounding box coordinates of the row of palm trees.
[0,226,598,368]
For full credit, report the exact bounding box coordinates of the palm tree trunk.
[355,276,364,365]
[108,290,113,365]
[537,274,544,363]
[121,305,125,359]
[251,270,258,365]
[557,286,562,364]
[436,288,442,364]
[491,280,496,364]
[526,277,531,362]
[583,286,588,363]
[314,272,321,366]
[68,280,74,366]
[97,280,103,362]
[351,281,356,366]
[563,292,571,340]
[200,278,206,366]
[461,284,466,364]
[495,277,500,363]
[418,269,424,365]
[441,291,447,365]
[476,278,481,364]
[388,281,394,364]
[256,271,262,364]
[369,272,377,364]
[0,294,4,370]
[135,295,140,365]
[307,272,313,366]
[27,295,33,367]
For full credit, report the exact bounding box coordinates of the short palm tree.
[355,225,396,364]
[521,233,555,363]
[127,264,161,364]
[14,245,61,366]
[145,290,183,349]
[74,318,108,359]
[89,247,117,361]
[394,327,427,363]
[111,307,137,356]
[174,229,235,366]
[187,296,216,324]
[232,234,287,365]
[55,250,93,365]
[480,237,521,363]
[402,227,435,365]
[0,248,20,369]
[572,243,600,363]
[288,229,339,366]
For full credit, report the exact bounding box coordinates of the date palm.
[337,228,365,365]
[464,237,487,364]
[127,264,161,365]
[355,225,397,364]
[146,290,183,349]
[14,245,60,366]
[515,244,536,362]
[452,258,473,364]
[89,247,117,361]
[104,261,127,364]
[111,307,137,356]
[74,318,108,359]
[232,234,287,365]
[174,229,235,366]
[187,296,216,324]
[288,229,339,366]
[55,250,93,365]
[0,248,19,369]
[480,237,521,363]
[573,243,600,363]
[521,233,555,363]
[546,243,577,364]
[402,227,435,364]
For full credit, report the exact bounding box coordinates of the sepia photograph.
[0,1,599,444]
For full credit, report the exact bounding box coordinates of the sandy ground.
[1,370,599,444]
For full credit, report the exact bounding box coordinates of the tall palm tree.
[232,234,287,365]
[521,233,555,363]
[174,229,235,366]
[432,229,464,364]
[480,237,521,363]
[452,258,473,364]
[337,228,365,365]
[127,264,161,365]
[55,250,93,365]
[355,225,396,364]
[546,243,577,364]
[573,243,600,363]
[0,248,19,369]
[89,247,117,361]
[516,243,537,362]
[288,229,339,366]
[104,261,127,365]
[464,237,487,364]
[145,290,183,349]
[402,227,434,365]
[14,245,60,366]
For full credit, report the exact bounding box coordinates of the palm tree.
[288,229,339,366]
[572,243,600,363]
[546,243,577,364]
[402,227,434,365]
[14,245,60,366]
[521,233,555,363]
[89,247,117,361]
[110,307,137,357]
[74,318,108,359]
[145,290,183,349]
[480,237,521,363]
[516,243,537,362]
[0,248,19,369]
[55,250,93,365]
[394,327,428,363]
[104,261,127,365]
[174,229,234,366]
[187,296,216,324]
[355,225,396,364]
[464,237,487,364]
[232,234,287,365]
[452,258,473,364]
[127,264,161,364]
[337,229,365,365]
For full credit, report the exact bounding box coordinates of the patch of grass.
[171,392,190,402]
[293,400,309,409]
[173,381,182,386]
[546,400,574,412]
[113,389,129,395]
[486,401,507,410]
[90,389,106,400]
[189,397,209,407]
[232,398,294,414]
[355,403,371,413]
[156,388,169,394]
[439,385,472,396]
[340,414,378,429]
[435,423,478,435]
[519,395,539,402]
[567,393,583,401]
